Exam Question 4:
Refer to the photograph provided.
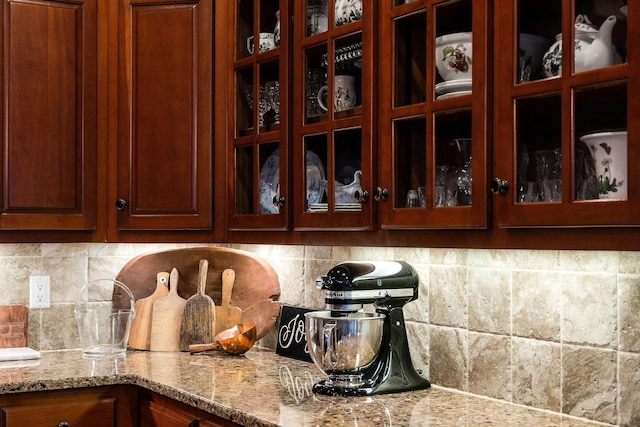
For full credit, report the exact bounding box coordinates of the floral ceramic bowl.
[435,32,473,81]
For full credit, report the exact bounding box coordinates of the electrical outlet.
[29,276,50,308]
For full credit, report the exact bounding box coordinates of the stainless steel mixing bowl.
[305,311,384,375]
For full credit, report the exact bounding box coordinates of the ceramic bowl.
[435,32,473,81]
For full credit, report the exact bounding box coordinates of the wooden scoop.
[215,268,243,334]
[189,322,256,355]
[128,272,170,350]
[179,259,216,351]
[150,268,186,352]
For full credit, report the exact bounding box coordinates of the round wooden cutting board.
[116,247,281,341]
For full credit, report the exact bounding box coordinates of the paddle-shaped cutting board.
[179,259,216,351]
[215,268,243,334]
[150,268,186,352]
[128,272,170,350]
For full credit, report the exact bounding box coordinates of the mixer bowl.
[305,311,384,376]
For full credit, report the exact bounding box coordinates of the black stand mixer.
[305,261,431,396]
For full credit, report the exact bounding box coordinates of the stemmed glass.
[244,85,254,129]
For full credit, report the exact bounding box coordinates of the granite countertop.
[0,348,607,427]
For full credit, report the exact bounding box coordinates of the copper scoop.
[189,321,256,355]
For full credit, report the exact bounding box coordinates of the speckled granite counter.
[0,349,609,426]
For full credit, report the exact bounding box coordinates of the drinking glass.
[265,81,280,124]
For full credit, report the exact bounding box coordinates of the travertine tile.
[512,249,561,271]
[560,250,617,273]
[0,257,43,305]
[618,251,640,274]
[429,265,467,328]
[394,247,429,265]
[39,303,80,351]
[468,267,510,334]
[41,243,89,258]
[512,337,561,412]
[468,332,511,401]
[618,274,640,352]
[562,345,616,425]
[618,352,640,427]
[562,272,617,348]
[429,248,467,266]
[404,262,428,323]
[303,245,332,260]
[43,256,88,303]
[468,249,512,268]
[274,258,305,306]
[0,244,41,257]
[406,321,430,380]
[429,326,468,391]
[303,259,335,309]
[512,270,562,341]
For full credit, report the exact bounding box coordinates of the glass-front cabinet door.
[493,0,637,227]
[377,0,490,229]
[292,0,375,230]
[229,0,290,230]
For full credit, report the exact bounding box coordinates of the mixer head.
[316,261,418,313]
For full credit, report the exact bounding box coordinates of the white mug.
[317,75,357,112]
[247,32,276,55]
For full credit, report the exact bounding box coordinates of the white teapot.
[335,0,362,27]
[542,14,622,77]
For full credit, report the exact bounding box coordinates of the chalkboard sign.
[276,305,314,363]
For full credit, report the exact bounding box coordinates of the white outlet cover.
[29,275,50,308]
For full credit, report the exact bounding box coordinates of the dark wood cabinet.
[138,389,241,427]
[0,386,136,427]
[0,0,98,232]
[110,0,213,236]
[493,0,636,227]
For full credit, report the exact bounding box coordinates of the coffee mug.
[247,33,276,55]
[317,75,357,112]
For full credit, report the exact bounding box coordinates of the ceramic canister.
[580,131,627,200]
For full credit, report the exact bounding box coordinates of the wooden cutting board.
[128,272,170,350]
[215,268,242,334]
[179,259,216,351]
[116,247,281,341]
[149,268,186,352]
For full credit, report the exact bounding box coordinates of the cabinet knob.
[115,198,128,210]
[490,178,509,194]
[272,195,285,207]
[354,189,369,203]
[57,422,69,427]
[374,187,389,201]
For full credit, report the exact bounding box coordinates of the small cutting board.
[179,259,216,351]
[150,268,186,352]
[128,272,170,350]
[215,268,243,334]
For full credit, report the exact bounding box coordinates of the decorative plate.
[435,79,472,96]
[306,150,326,205]
[259,149,280,214]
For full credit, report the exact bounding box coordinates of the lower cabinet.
[0,386,240,427]
[0,386,136,427]
[138,390,241,427]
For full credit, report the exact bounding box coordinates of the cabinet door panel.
[0,0,97,230]
[1,397,115,427]
[116,0,212,231]
[139,399,197,427]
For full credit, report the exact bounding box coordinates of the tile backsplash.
[1,243,638,426]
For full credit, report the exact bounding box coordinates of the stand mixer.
[305,261,431,396]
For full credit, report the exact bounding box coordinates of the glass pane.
[235,145,254,214]
[515,96,561,203]
[236,68,254,136]
[334,0,362,27]
[394,118,426,209]
[237,0,254,60]
[259,0,280,46]
[574,84,627,201]
[333,34,362,117]
[434,111,472,207]
[258,60,279,130]
[307,0,328,37]
[334,128,362,211]
[305,44,328,123]
[435,0,472,96]
[305,134,328,212]
[258,142,280,214]
[518,0,559,82]
[394,12,426,107]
